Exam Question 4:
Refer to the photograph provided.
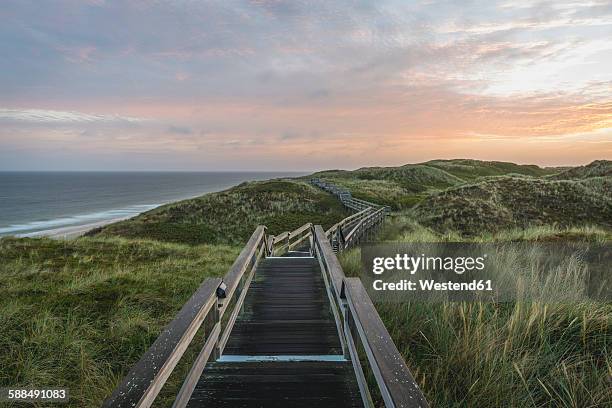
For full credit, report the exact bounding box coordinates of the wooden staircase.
[186,256,362,407]
[102,182,428,408]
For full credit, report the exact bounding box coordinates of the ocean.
[0,172,302,237]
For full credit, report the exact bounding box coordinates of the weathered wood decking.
[187,254,362,407]
[187,361,363,408]
[223,256,342,356]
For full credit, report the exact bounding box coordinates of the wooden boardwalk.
[103,181,428,408]
[187,253,362,407]
[222,256,342,356]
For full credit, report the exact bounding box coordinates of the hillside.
[413,175,612,236]
[423,159,556,179]
[549,160,612,180]
[309,159,561,210]
[316,165,464,191]
[91,179,348,245]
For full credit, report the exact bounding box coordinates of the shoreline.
[3,173,304,240]
[17,216,132,239]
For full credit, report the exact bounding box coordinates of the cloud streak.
[0,108,144,124]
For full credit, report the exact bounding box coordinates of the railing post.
[212,295,221,360]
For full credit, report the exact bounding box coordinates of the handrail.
[344,278,429,408]
[101,278,221,408]
[314,225,346,302]
[103,226,269,408]
[312,213,429,407]
[344,207,386,247]
[325,207,371,238]
[269,222,312,256]
[219,226,267,318]
[350,196,381,208]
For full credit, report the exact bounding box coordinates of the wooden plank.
[102,278,221,408]
[290,222,312,236]
[314,225,345,302]
[172,322,221,408]
[274,231,290,242]
[219,226,266,317]
[217,260,257,353]
[344,278,429,408]
[187,361,363,408]
[223,257,342,356]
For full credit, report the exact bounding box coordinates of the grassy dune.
[328,160,611,406]
[413,176,612,236]
[424,159,557,180]
[310,159,561,210]
[91,179,348,245]
[0,178,348,407]
[550,160,612,180]
[0,178,349,405]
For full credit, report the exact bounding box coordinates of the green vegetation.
[424,159,556,180]
[309,159,561,210]
[328,159,611,406]
[1,159,610,407]
[91,179,348,245]
[311,164,463,210]
[0,178,348,407]
[0,236,240,406]
[340,219,611,407]
[314,159,611,236]
[413,176,612,236]
[550,159,612,180]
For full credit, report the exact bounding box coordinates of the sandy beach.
[18,217,129,239]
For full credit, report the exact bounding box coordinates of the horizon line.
[0,157,606,173]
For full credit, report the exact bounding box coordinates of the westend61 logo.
[372,253,487,275]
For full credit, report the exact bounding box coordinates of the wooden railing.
[102,226,270,408]
[103,181,427,408]
[268,222,312,256]
[312,225,429,408]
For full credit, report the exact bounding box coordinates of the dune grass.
[339,218,611,407]
[308,159,562,210]
[413,176,612,236]
[92,179,348,245]
[0,236,240,407]
[0,179,349,407]
[423,159,557,180]
[550,160,612,180]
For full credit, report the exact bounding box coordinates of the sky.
[1,0,611,171]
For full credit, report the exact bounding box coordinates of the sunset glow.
[1,0,611,170]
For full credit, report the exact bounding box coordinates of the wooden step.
[187,361,363,408]
[224,257,341,355]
